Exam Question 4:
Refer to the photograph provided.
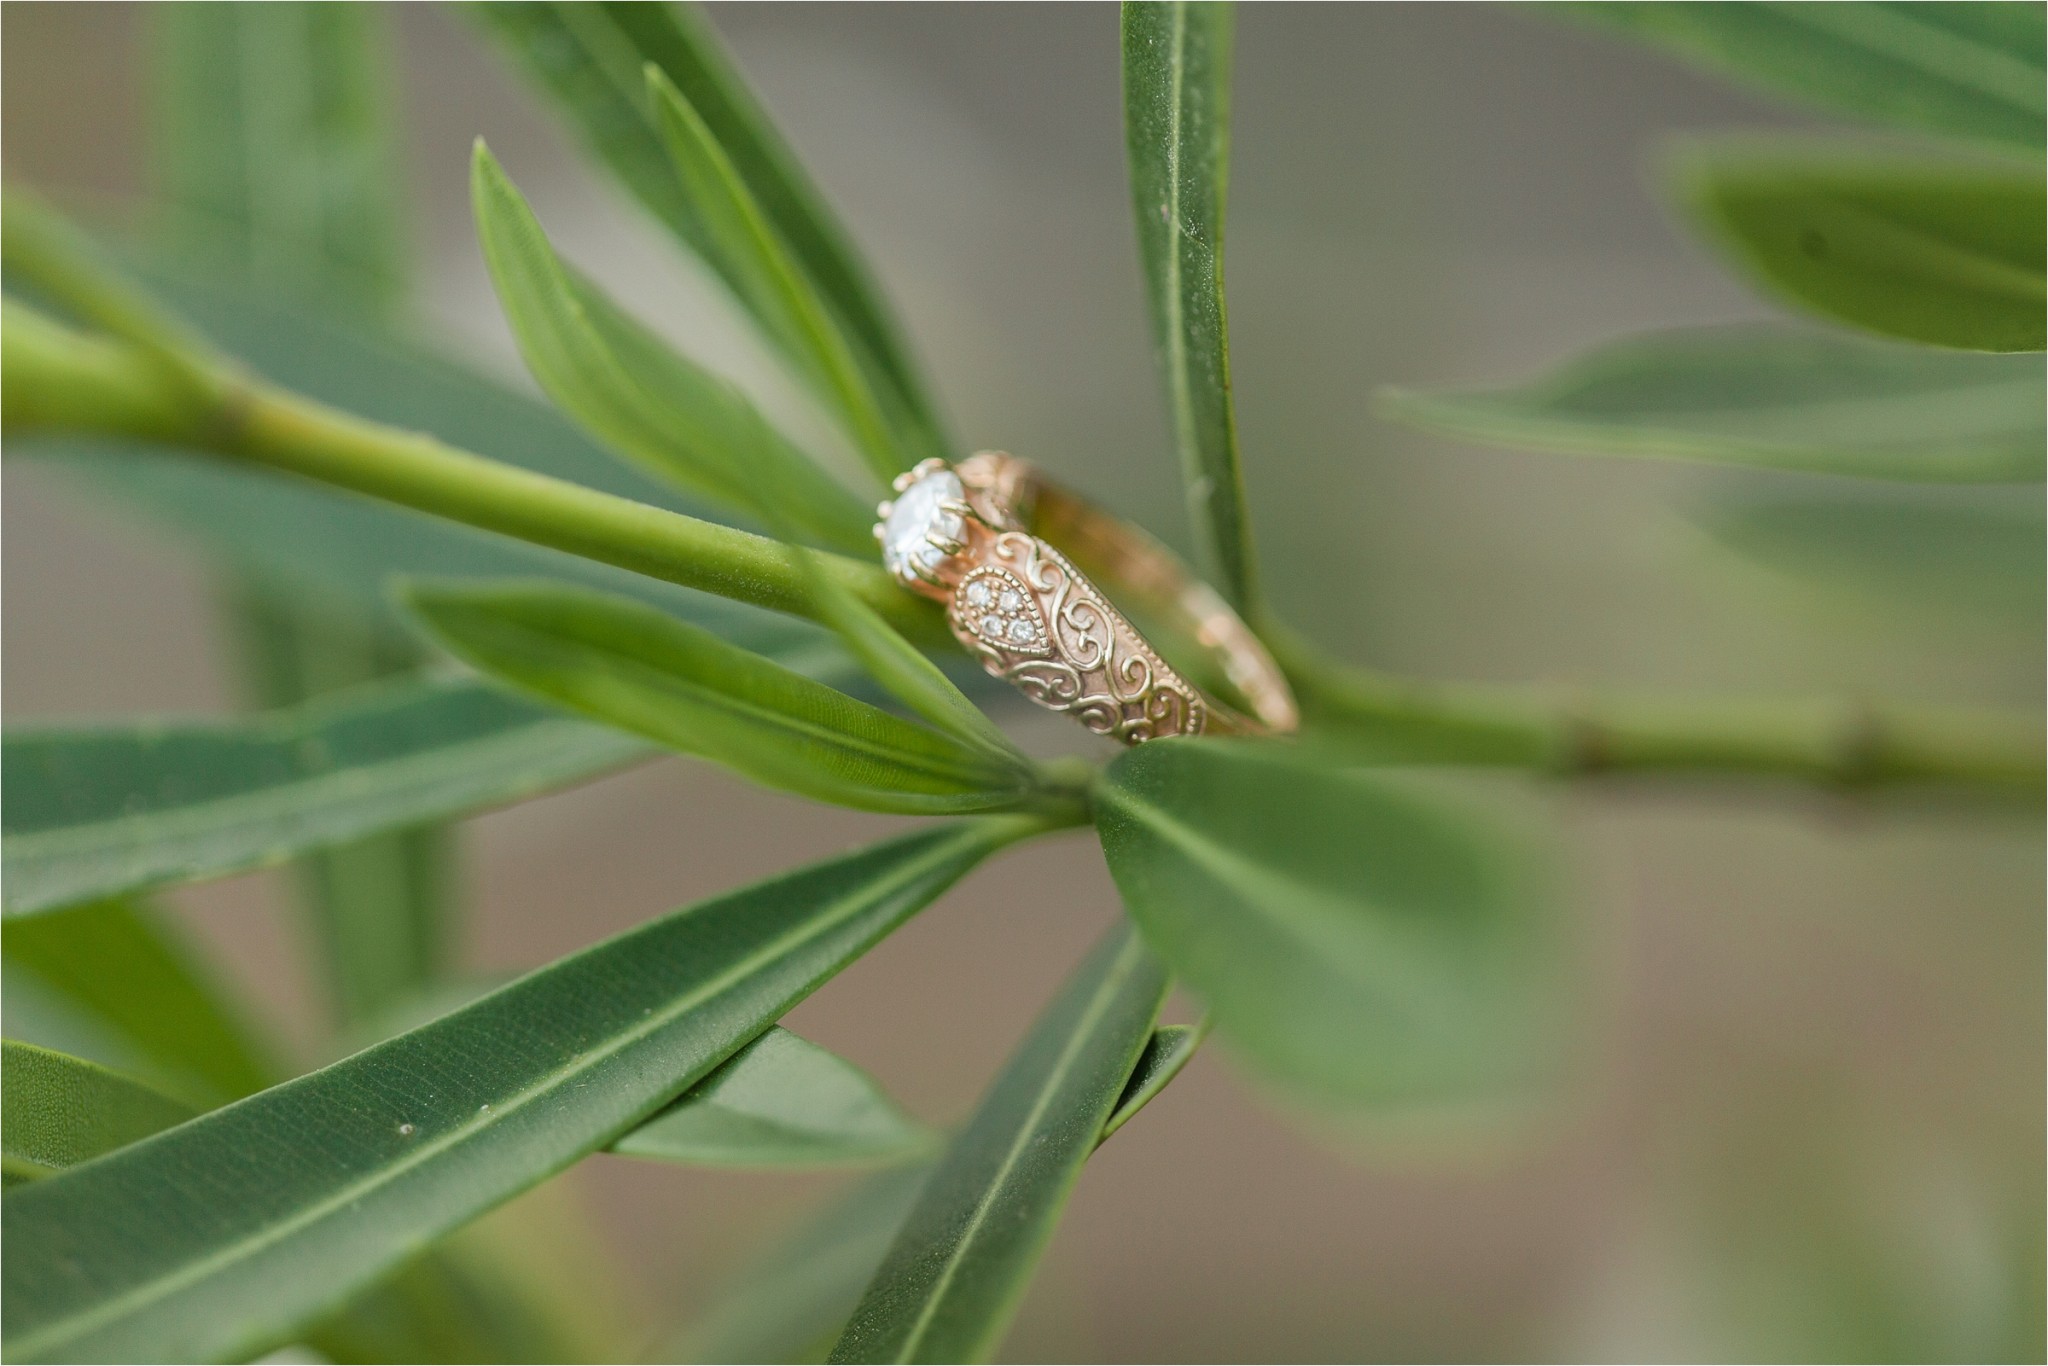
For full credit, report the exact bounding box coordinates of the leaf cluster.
[0,3,2040,1363]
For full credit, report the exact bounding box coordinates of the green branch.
[1281,633,2044,797]
[2,299,949,649]
[2,209,2036,799]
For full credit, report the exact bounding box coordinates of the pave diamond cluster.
[955,567,1048,654]
[876,465,968,585]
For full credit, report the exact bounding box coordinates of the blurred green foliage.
[0,2,2040,1362]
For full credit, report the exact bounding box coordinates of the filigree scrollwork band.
[948,532,1203,742]
[874,452,1294,745]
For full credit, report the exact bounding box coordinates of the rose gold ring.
[874,452,1299,744]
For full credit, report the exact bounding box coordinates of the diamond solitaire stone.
[881,469,965,582]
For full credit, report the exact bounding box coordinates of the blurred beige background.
[5,4,2042,1361]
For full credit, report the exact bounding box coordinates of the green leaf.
[830,922,1170,1364]
[1122,0,1260,613]
[1094,741,1566,1109]
[1558,2,2047,154]
[0,927,576,1366]
[611,1026,936,1169]
[469,143,875,554]
[150,2,408,316]
[645,65,908,481]
[675,1164,932,1365]
[2,676,649,918]
[1,1042,196,1185]
[1691,484,2047,628]
[0,820,1028,1364]
[1377,324,2046,482]
[463,0,946,462]
[403,580,1041,816]
[1673,141,2047,352]
[2,899,278,1104]
[1099,1019,1207,1144]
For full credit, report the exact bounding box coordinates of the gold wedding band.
[874,452,1299,744]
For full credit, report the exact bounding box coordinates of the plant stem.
[1279,632,2044,796]
[2,301,952,649]
[5,300,2038,799]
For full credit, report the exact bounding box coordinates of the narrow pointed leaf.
[1123,0,1259,612]
[2,677,649,917]
[1095,741,1566,1109]
[0,820,1027,1364]
[404,581,1038,815]
[1559,2,2046,154]
[830,922,1170,1364]
[464,1,945,461]
[2,899,277,1103]
[0,958,571,1366]
[676,1164,932,1365]
[1378,324,2046,482]
[1673,141,2046,352]
[646,66,907,480]
[4,912,614,1363]
[470,144,874,553]
[1,1042,197,1184]
[611,1026,936,1169]
[1099,1019,1207,1144]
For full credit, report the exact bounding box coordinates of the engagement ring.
[875,452,1299,744]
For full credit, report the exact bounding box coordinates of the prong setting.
[877,461,971,589]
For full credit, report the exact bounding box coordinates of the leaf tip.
[468,138,512,214]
